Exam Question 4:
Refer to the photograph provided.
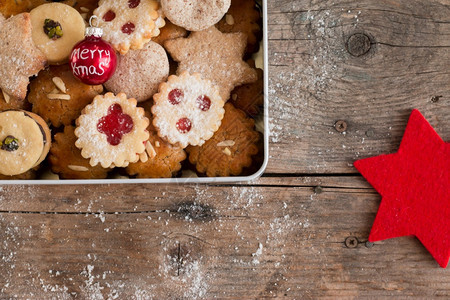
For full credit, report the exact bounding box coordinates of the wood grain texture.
[0,178,448,298]
[267,0,450,173]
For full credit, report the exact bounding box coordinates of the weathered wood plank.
[0,176,373,213]
[266,0,450,173]
[0,182,448,298]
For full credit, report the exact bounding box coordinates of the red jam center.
[121,22,135,34]
[128,0,140,8]
[196,95,211,111]
[176,118,192,134]
[168,89,184,105]
[97,104,134,146]
[103,10,116,22]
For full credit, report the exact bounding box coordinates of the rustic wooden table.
[1,0,449,298]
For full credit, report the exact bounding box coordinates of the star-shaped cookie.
[0,13,46,100]
[164,26,257,101]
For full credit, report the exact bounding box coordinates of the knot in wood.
[345,236,359,248]
[314,186,323,194]
[431,95,442,103]
[334,120,348,133]
[177,202,214,221]
[346,33,371,57]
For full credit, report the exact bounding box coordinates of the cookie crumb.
[139,151,149,163]
[155,141,160,147]
[80,7,90,12]
[52,77,67,93]
[67,165,89,172]
[47,93,71,100]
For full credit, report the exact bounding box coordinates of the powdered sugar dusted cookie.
[0,13,47,100]
[152,72,225,148]
[104,41,169,102]
[75,92,149,168]
[94,0,164,54]
[164,26,257,101]
[161,0,230,31]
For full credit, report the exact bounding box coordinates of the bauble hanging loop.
[69,15,117,85]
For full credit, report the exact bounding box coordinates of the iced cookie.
[216,0,262,55]
[30,3,85,64]
[186,103,260,177]
[75,92,149,168]
[104,41,169,102]
[0,13,47,100]
[28,64,103,127]
[165,26,257,101]
[93,0,164,54]
[0,110,51,176]
[126,111,186,178]
[152,72,225,148]
[50,125,110,179]
[161,0,230,31]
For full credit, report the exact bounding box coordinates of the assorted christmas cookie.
[229,60,263,117]
[75,92,149,168]
[126,111,186,178]
[30,3,86,64]
[151,19,187,46]
[93,0,164,54]
[216,0,262,55]
[50,126,110,179]
[152,72,225,148]
[186,103,260,177]
[0,89,31,111]
[165,26,258,101]
[0,13,47,100]
[161,0,230,32]
[28,64,104,127]
[0,169,38,180]
[0,110,51,176]
[104,41,169,102]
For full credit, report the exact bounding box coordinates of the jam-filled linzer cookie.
[28,64,104,127]
[104,41,169,102]
[93,0,164,55]
[75,92,149,168]
[161,0,230,32]
[164,26,257,101]
[30,3,86,64]
[50,126,110,179]
[0,13,47,100]
[0,110,51,176]
[126,112,186,178]
[152,72,225,148]
[186,103,260,177]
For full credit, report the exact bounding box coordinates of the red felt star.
[354,109,449,268]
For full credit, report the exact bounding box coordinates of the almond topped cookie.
[75,92,149,168]
[94,0,164,54]
[0,13,47,100]
[152,72,225,148]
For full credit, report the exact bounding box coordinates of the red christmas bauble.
[70,22,117,85]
